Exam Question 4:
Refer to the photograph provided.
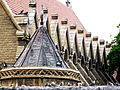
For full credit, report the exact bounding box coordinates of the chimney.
[106,41,110,48]
[78,29,84,34]
[61,18,68,25]
[28,1,36,36]
[86,32,91,37]
[100,39,105,45]
[29,1,36,9]
[70,24,76,30]
[43,8,48,14]
[51,14,58,20]
[28,1,36,17]
[93,36,98,41]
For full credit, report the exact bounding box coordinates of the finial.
[40,5,44,25]
[66,0,71,8]
[66,0,70,4]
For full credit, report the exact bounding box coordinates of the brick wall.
[0,4,18,65]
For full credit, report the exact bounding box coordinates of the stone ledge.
[0,67,81,82]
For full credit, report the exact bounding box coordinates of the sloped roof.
[14,26,67,68]
[6,0,86,30]
[0,0,22,31]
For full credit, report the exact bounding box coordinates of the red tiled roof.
[6,0,86,31]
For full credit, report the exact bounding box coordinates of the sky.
[59,0,120,42]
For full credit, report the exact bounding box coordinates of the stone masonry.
[0,4,18,65]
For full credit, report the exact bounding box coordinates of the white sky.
[59,0,120,42]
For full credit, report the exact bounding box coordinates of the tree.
[107,32,120,82]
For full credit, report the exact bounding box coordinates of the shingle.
[14,27,67,68]
[6,0,86,31]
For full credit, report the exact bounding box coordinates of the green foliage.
[107,32,120,72]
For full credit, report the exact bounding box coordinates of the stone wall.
[1,78,78,86]
[0,4,18,65]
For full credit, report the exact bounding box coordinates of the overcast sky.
[59,0,120,42]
